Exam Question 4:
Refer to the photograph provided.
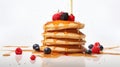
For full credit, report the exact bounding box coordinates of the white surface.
[0,0,120,46]
[0,52,120,67]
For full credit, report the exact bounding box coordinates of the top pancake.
[44,20,85,31]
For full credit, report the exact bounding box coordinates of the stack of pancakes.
[41,20,86,53]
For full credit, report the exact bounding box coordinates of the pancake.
[44,20,84,31]
[40,45,86,53]
[41,19,86,53]
[42,38,86,45]
[43,31,85,39]
[46,45,83,48]
[46,29,79,32]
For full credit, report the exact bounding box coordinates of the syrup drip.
[64,21,69,28]
[78,45,81,48]
[54,32,57,38]
[41,46,44,50]
[44,26,47,31]
[53,32,57,51]
[2,46,120,58]
[53,21,59,29]
[64,30,68,44]
[65,48,68,53]
[43,33,46,46]
[52,44,56,52]
[77,29,79,33]
[53,39,57,44]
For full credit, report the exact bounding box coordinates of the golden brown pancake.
[42,20,86,53]
[44,20,84,31]
[46,29,79,32]
[43,31,85,39]
[46,45,83,48]
[42,38,86,46]
[40,45,86,53]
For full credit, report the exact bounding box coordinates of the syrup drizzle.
[105,46,120,50]
[2,45,120,57]
[53,32,58,51]
[101,52,120,55]
[65,48,68,53]
[3,46,29,48]
[64,30,68,44]
[43,32,46,46]
[53,21,59,29]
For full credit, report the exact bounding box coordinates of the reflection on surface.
[41,56,85,67]
[15,55,22,65]
[30,60,36,64]
[1,47,120,67]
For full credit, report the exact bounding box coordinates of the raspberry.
[94,42,100,47]
[30,55,36,60]
[15,47,22,55]
[52,12,63,21]
[68,14,75,21]
[92,46,100,54]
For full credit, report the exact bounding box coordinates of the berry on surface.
[44,47,52,54]
[87,42,104,54]
[92,46,100,54]
[88,44,94,49]
[30,55,36,60]
[15,47,22,55]
[33,44,40,51]
[99,45,104,51]
[85,49,92,54]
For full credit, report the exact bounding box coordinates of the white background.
[0,0,120,46]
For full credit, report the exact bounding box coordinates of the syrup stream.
[70,0,73,14]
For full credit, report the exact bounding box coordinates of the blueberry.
[99,45,104,51]
[88,44,94,49]
[33,44,40,51]
[60,12,69,20]
[44,47,51,54]
[85,49,92,54]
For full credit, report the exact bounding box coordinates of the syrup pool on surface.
[1,45,120,67]
[1,45,120,57]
